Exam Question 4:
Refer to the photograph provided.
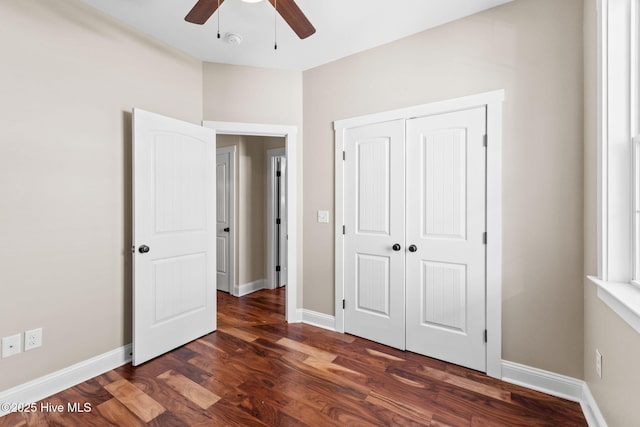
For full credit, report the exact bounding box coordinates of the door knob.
[224,227,230,232]
[408,245,418,253]
[138,245,150,254]
[392,243,401,251]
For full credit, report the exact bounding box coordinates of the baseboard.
[236,278,266,297]
[501,360,607,427]
[580,382,608,427]
[301,309,335,331]
[501,360,583,402]
[0,344,131,417]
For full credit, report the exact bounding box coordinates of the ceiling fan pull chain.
[274,0,278,50]
[217,0,221,39]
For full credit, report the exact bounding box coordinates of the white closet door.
[133,109,217,366]
[344,120,406,349]
[405,107,487,371]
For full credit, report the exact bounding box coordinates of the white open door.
[277,156,288,287]
[343,120,406,350]
[133,109,217,366]
[405,107,487,371]
[216,147,234,293]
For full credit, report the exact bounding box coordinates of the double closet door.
[343,107,487,372]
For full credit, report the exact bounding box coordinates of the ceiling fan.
[185,0,316,39]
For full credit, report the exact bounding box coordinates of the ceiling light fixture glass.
[241,0,264,3]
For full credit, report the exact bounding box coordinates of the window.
[590,0,640,333]
[634,136,640,285]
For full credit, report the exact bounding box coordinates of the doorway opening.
[205,121,299,323]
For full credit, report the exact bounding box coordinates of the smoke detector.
[224,33,243,46]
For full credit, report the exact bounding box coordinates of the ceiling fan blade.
[267,0,316,39]
[185,0,225,25]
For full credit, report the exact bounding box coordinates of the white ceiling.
[79,0,513,71]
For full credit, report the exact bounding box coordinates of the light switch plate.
[317,210,330,224]
[2,334,21,358]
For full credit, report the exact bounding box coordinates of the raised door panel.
[356,254,390,317]
[356,138,390,235]
[422,129,467,240]
[154,135,207,233]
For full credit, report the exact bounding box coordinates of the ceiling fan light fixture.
[241,0,264,3]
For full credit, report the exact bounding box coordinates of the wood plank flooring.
[1,288,587,426]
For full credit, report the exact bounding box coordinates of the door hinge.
[276,218,281,225]
[276,171,282,177]
[483,232,487,245]
[343,225,346,235]
[276,265,281,272]
[343,151,346,161]
[484,329,487,343]
[342,299,345,309]
[483,134,488,147]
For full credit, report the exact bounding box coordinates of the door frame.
[333,90,504,378]
[266,147,286,290]
[216,145,236,295]
[204,121,299,323]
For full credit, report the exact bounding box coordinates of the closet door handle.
[408,245,418,253]
[392,243,402,252]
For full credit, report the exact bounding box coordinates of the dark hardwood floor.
[1,288,587,426]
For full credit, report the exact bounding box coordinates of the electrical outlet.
[2,334,22,358]
[595,349,602,378]
[24,328,42,351]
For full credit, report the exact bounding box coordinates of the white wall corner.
[501,360,608,427]
[301,309,336,331]
[0,344,132,417]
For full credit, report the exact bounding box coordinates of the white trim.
[588,276,640,333]
[634,136,640,281]
[333,90,505,131]
[334,90,504,378]
[597,0,634,283]
[236,278,267,297]
[266,148,286,290]
[501,360,584,402]
[581,382,609,427]
[595,0,640,332]
[300,310,336,331]
[501,360,608,427]
[485,98,504,378]
[203,121,299,323]
[216,145,236,296]
[0,344,131,417]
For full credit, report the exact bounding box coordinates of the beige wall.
[0,0,203,390]
[216,135,285,286]
[583,1,640,425]
[303,0,585,378]
[203,63,303,305]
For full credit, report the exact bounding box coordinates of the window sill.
[588,276,640,334]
